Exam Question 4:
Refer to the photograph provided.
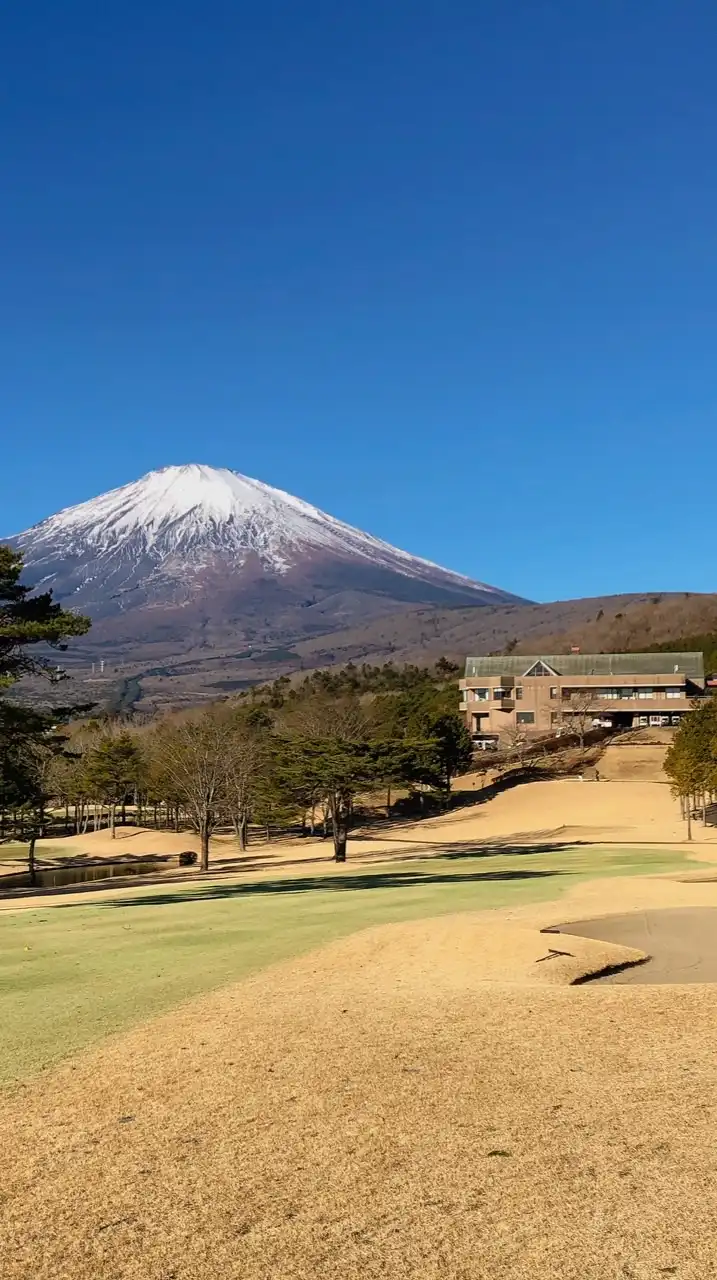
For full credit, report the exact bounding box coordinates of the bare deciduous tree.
[503,725,529,765]
[557,687,600,757]
[221,709,272,851]
[151,710,234,871]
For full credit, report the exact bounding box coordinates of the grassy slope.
[0,844,695,1084]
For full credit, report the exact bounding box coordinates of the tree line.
[12,688,472,868]
[0,547,473,874]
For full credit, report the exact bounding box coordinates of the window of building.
[549,686,558,699]
[666,688,683,698]
[515,686,523,699]
[523,660,557,678]
[598,688,620,699]
[637,689,654,699]
[516,711,535,725]
[493,688,506,700]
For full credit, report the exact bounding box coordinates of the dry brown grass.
[597,740,669,783]
[6,759,717,1279]
[5,867,717,1278]
[12,769,711,883]
[2,771,711,914]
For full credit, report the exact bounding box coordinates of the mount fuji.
[7,465,523,681]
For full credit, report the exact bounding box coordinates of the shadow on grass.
[2,838,582,907]
[348,838,582,863]
[101,865,563,909]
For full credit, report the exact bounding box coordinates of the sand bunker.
[549,907,717,984]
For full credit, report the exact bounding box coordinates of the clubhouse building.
[459,651,705,749]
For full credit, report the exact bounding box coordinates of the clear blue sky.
[2,1,716,602]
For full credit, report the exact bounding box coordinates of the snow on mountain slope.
[10,464,515,607]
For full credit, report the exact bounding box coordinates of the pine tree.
[665,699,717,838]
[0,546,90,688]
[0,546,91,868]
[83,734,143,838]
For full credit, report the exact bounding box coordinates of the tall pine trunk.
[110,802,116,839]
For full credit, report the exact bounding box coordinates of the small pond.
[0,859,169,892]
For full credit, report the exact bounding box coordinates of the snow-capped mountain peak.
[11,463,503,589]
[8,464,522,638]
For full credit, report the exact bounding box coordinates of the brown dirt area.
[6,868,717,1278]
[596,740,669,782]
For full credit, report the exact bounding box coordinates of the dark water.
[0,860,166,892]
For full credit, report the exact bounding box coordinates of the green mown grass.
[0,844,700,1084]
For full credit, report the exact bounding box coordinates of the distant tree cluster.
[242,656,461,709]
[646,633,717,676]
[665,699,717,839]
[40,687,472,868]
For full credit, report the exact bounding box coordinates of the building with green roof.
[460,652,705,747]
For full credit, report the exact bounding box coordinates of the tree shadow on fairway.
[100,865,563,910]
[374,838,582,863]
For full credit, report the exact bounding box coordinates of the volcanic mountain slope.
[8,465,522,659]
[122,587,717,708]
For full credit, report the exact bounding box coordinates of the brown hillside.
[30,589,717,712]
[292,590,717,669]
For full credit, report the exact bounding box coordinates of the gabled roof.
[464,652,704,679]
[521,659,559,678]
